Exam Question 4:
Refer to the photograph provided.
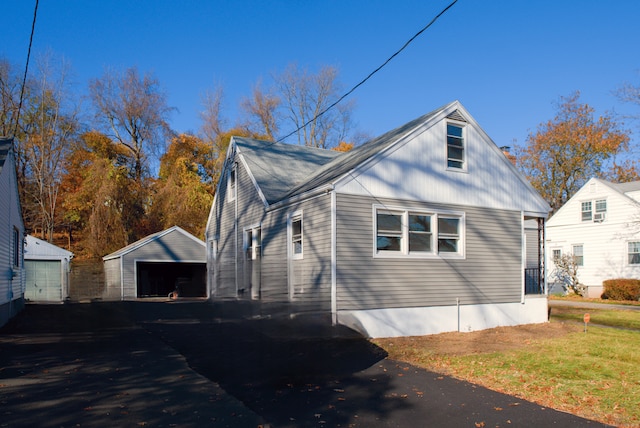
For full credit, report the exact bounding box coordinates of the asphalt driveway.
[1,301,609,427]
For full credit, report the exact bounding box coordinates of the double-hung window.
[290,212,303,259]
[374,206,464,258]
[572,244,584,266]
[581,201,592,221]
[628,242,640,265]
[446,123,465,170]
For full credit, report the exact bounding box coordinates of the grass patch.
[549,294,640,307]
[375,320,640,427]
[551,306,640,330]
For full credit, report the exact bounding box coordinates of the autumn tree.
[240,80,280,140]
[516,92,630,213]
[18,54,79,241]
[148,134,214,237]
[0,58,23,138]
[89,66,174,182]
[274,63,354,149]
[59,131,135,257]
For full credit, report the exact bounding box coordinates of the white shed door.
[25,260,62,302]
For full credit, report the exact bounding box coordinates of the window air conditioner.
[594,212,605,222]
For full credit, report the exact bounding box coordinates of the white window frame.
[373,205,465,259]
[12,227,20,268]
[288,211,303,260]
[446,121,467,172]
[628,242,640,265]
[572,244,584,266]
[552,248,562,263]
[581,201,592,221]
[243,224,261,261]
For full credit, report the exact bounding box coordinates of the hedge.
[601,279,640,301]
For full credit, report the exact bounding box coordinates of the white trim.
[331,190,337,325]
[445,119,468,173]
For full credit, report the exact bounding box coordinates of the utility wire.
[12,0,39,141]
[276,0,458,144]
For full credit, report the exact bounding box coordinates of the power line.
[276,0,458,144]
[12,0,39,140]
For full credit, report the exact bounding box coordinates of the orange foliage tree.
[516,92,630,213]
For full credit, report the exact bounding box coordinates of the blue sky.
[3,0,639,149]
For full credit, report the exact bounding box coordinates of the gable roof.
[102,225,205,261]
[233,102,454,206]
[607,180,640,195]
[24,235,74,260]
[230,100,548,215]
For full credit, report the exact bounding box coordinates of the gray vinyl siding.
[103,257,122,300]
[269,194,332,311]
[118,230,205,298]
[525,225,540,269]
[335,193,522,311]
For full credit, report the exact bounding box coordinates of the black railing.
[525,268,544,295]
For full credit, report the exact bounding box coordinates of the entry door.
[244,226,261,299]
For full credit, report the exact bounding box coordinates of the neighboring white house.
[0,138,25,328]
[24,235,74,303]
[546,177,640,298]
[206,101,551,338]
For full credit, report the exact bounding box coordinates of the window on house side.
[408,213,432,252]
[595,199,606,213]
[438,217,460,253]
[13,227,20,267]
[552,249,562,262]
[581,201,592,221]
[227,166,236,202]
[628,242,640,265]
[291,213,303,258]
[446,123,465,170]
[572,244,584,266]
[374,207,463,257]
[376,212,403,252]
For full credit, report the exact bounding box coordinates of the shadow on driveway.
[1,300,610,427]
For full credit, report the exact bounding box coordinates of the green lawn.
[375,307,640,427]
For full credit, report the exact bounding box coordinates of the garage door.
[136,262,206,298]
[24,260,62,302]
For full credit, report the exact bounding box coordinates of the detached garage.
[24,235,74,303]
[103,226,207,300]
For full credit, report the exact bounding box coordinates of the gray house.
[103,226,207,299]
[0,138,25,328]
[206,101,551,337]
[24,235,74,303]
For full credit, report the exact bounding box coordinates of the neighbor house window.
[552,249,562,263]
[628,242,640,265]
[12,227,20,267]
[581,201,592,221]
[446,123,465,170]
[290,212,303,259]
[374,206,463,257]
[572,244,584,266]
[594,199,607,222]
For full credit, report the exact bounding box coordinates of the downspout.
[234,163,238,297]
[330,187,337,325]
[521,212,526,304]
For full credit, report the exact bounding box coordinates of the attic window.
[446,123,465,170]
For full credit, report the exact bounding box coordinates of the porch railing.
[525,268,544,295]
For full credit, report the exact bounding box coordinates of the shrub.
[601,279,640,301]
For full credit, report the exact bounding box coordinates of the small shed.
[24,235,74,302]
[103,226,207,300]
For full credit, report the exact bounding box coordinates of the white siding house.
[0,138,25,328]
[24,235,74,303]
[207,101,551,338]
[546,177,640,297]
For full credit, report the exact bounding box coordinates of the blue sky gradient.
[3,0,639,150]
